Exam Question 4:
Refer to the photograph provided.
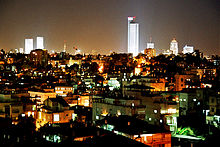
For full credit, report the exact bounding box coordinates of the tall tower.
[128,16,139,57]
[36,37,44,49]
[63,40,67,52]
[170,38,178,55]
[25,38,33,54]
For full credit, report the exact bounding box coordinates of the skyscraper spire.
[63,40,67,52]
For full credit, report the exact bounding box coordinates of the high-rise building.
[128,16,139,57]
[170,38,178,55]
[36,37,44,49]
[25,38,33,54]
[147,42,154,49]
[30,49,49,67]
[19,48,24,54]
[182,45,194,54]
[147,37,154,49]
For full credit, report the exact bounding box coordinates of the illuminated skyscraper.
[25,38,33,54]
[36,37,44,49]
[128,16,139,56]
[147,37,154,49]
[182,45,194,54]
[147,42,154,49]
[170,38,178,55]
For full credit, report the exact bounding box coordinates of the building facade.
[25,38,34,54]
[182,45,194,54]
[128,16,139,57]
[36,37,44,49]
[170,38,178,55]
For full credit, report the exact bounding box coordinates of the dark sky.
[0,0,219,55]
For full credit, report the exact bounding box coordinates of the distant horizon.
[0,0,219,55]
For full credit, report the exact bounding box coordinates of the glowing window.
[117,110,121,116]
[161,110,166,114]
[168,108,176,113]
[72,113,77,121]
[54,114,59,121]
[28,111,31,117]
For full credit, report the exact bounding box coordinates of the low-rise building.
[96,116,171,147]
[36,97,75,129]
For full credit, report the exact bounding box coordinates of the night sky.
[0,0,219,55]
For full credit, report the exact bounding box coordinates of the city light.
[0,1,219,146]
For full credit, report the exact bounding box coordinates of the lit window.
[117,110,121,116]
[54,114,59,121]
[168,108,176,113]
[72,113,77,121]
[28,111,31,117]
[161,110,166,114]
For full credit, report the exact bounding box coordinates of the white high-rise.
[182,45,194,54]
[25,38,33,54]
[170,38,178,55]
[147,42,154,49]
[36,37,44,49]
[147,37,154,49]
[128,16,139,57]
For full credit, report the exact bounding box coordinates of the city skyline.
[0,1,220,146]
[0,0,219,55]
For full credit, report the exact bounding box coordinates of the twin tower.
[25,37,44,54]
